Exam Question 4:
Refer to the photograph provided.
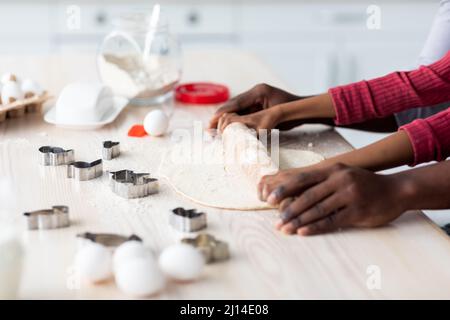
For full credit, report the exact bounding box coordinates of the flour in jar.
[97,54,180,99]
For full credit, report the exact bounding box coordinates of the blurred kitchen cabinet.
[165,4,236,36]
[333,3,435,83]
[51,2,238,53]
[340,41,425,84]
[0,1,439,90]
[242,41,337,95]
[239,2,437,92]
[0,2,52,53]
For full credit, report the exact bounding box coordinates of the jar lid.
[175,83,230,105]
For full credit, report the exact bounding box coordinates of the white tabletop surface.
[1,50,450,299]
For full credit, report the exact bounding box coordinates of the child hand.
[216,108,283,133]
[209,84,301,129]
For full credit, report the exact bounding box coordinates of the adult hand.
[209,83,301,129]
[258,168,304,201]
[264,163,408,236]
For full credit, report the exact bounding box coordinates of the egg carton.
[0,91,51,123]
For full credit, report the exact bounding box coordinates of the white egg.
[74,242,113,283]
[1,81,23,104]
[113,240,153,272]
[21,79,43,97]
[143,110,169,136]
[1,73,18,84]
[158,243,205,281]
[115,257,165,297]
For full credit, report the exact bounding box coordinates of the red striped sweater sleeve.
[400,109,450,165]
[329,51,450,125]
[329,50,450,166]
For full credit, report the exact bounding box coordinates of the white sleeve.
[418,0,450,66]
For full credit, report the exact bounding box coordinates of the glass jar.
[97,11,182,105]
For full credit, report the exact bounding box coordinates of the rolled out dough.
[158,123,324,210]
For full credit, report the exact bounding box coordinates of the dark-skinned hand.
[209,83,306,131]
[262,163,408,236]
[216,110,282,133]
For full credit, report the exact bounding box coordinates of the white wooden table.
[1,50,450,299]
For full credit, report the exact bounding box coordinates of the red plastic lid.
[175,82,230,105]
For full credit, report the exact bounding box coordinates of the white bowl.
[45,82,129,130]
[55,83,114,123]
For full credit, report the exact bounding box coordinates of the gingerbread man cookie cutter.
[24,205,70,230]
[102,141,120,160]
[39,146,74,166]
[77,232,142,247]
[170,207,207,232]
[109,170,159,199]
[67,159,103,181]
[182,233,229,263]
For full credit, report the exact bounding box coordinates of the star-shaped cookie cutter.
[170,207,207,232]
[67,159,103,181]
[39,146,74,166]
[109,170,159,199]
[102,141,120,160]
[182,233,230,263]
[76,232,142,247]
[24,205,70,230]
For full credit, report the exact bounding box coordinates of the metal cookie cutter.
[39,146,74,166]
[67,159,103,181]
[77,232,142,248]
[170,207,207,232]
[182,233,230,263]
[24,206,70,230]
[109,170,159,199]
[102,141,120,160]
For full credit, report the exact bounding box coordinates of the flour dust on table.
[159,123,324,210]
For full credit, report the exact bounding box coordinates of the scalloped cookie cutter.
[39,146,74,166]
[182,233,229,263]
[170,207,207,232]
[67,159,103,181]
[109,170,159,199]
[24,205,70,230]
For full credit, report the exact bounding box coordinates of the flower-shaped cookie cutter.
[170,207,207,232]
[182,233,229,263]
[39,146,74,166]
[109,170,159,199]
[24,205,70,230]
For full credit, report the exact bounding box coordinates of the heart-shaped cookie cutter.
[170,207,207,232]
[102,141,120,160]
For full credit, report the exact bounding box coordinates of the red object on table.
[175,82,230,105]
[128,125,147,137]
